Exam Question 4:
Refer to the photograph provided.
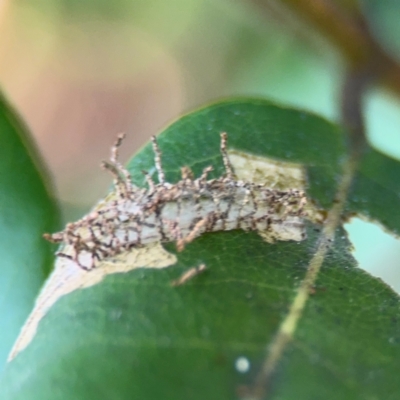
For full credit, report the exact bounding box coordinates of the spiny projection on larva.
[44,132,308,270]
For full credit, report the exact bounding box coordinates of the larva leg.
[171,264,206,287]
[142,170,155,192]
[101,133,134,198]
[220,132,234,179]
[181,166,194,181]
[110,134,133,191]
[43,232,61,243]
[176,212,217,251]
[195,166,213,192]
[199,166,213,182]
[151,136,165,184]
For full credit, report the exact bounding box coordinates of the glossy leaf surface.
[2,99,399,400]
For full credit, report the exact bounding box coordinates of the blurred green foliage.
[0,94,60,370]
[361,0,400,62]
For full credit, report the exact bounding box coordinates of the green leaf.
[0,93,60,370]
[2,99,400,399]
[346,147,400,234]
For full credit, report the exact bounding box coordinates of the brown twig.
[341,64,377,153]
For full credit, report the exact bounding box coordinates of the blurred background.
[0,0,399,290]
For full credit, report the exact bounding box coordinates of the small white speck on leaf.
[235,356,250,373]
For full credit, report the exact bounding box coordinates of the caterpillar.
[44,133,307,270]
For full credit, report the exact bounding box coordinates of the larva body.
[45,133,307,270]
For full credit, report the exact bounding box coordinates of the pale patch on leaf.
[8,243,176,361]
[228,149,305,189]
[229,149,325,226]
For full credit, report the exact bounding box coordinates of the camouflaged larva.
[44,133,308,270]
